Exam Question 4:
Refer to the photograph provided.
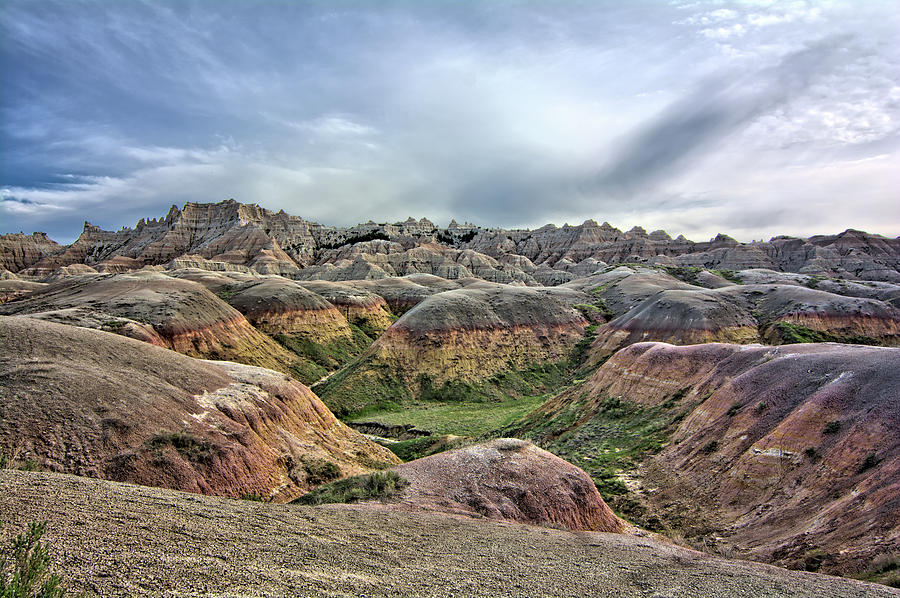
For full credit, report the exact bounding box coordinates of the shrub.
[804,447,818,461]
[0,521,70,597]
[701,440,719,454]
[240,493,268,502]
[292,471,409,505]
[148,430,212,463]
[858,452,880,474]
[302,458,341,485]
[823,420,841,435]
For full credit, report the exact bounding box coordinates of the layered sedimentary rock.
[318,286,589,415]
[297,280,396,335]
[0,232,63,272]
[517,341,900,576]
[224,277,353,341]
[0,271,298,374]
[5,200,898,284]
[390,439,624,532]
[589,282,900,360]
[0,316,398,501]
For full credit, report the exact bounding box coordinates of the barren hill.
[2,469,895,597]
[0,316,397,501]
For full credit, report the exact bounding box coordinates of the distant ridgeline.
[2,198,900,283]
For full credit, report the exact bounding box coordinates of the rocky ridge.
[3,199,899,283]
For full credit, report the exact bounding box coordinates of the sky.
[1,0,898,244]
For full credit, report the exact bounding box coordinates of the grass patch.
[351,394,549,438]
[292,471,409,505]
[276,325,375,385]
[386,435,469,462]
[768,321,884,346]
[504,389,700,526]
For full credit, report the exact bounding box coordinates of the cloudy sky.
[1,0,898,243]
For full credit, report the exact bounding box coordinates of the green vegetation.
[320,359,572,419]
[855,554,900,588]
[569,325,598,373]
[858,452,880,474]
[240,493,268,502]
[0,521,73,597]
[0,452,42,472]
[147,430,212,464]
[769,321,883,346]
[277,324,375,385]
[292,471,409,505]
[701,440,719,454]
[823,420,841,434]
[505,387,699,527]
[301,458,341,485]
[352,393,548,439]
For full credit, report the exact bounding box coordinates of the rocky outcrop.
[317,286,589,416]
[0,316,398,501]
[0,271,299,374]
[0,232,63,272]
[516,341,900,576]
[389,439,624,532]
[7,200,898,284]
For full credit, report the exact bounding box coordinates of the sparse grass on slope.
[291,471,409,505]
[276,324,375,385]
[503,385,701,531]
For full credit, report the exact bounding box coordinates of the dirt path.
[1,470,895,598]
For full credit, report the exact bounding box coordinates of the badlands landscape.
[2,199,899,596]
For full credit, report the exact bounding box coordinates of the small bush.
[726,402,743,417]
[858,452,880,474]
[804,447,818,461]
[0,521,70,597]
[0,453,8,469]
[803,548,827,572]
[701,440,719,454]
[148,430,212,463]
[823,420,841,435]
[302,458,341,485]
[292,471,409,505]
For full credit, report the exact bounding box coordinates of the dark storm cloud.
[1,0,898,242]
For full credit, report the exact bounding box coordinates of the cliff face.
[0,232,63,272]
[516,341,900,576]
[0,316,398,502]
[5,200,899,283]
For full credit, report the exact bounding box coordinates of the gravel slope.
[2,470,896,598]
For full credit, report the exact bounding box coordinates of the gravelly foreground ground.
[1,470,896,598]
